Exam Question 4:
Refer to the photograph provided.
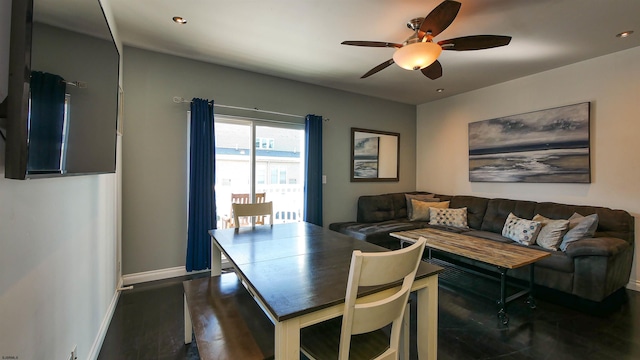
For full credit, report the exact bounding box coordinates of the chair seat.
[301,317,390,360]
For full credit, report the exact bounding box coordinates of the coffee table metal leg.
[526,264,537,309]
[497,267,509,325]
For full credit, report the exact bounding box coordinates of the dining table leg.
[416,275,439,360]
[211,240,222,277]
[184,294,192,344]
[275,317,301,359]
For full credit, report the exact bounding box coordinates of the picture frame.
[468,102,591,183]
[351,128,399,182]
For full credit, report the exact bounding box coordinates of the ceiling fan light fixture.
[393,42,442,71]
[616,30,633,38]
[172,16,187,24]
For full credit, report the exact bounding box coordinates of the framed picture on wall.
[468,102,591,183]
[351,128,400,182]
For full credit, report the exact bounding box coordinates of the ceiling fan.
[342,0,512,80]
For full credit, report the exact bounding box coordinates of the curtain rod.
[64,80,87,88]
[173,96,308,120]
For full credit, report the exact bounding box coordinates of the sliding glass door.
[214,116,305,228]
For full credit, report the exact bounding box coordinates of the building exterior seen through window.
[214,118,305,228]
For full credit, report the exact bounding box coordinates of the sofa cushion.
[530,245,574,273]
[560,213,599,251]
[481,198,538,233]
[334,220,423,238]
[501,213,541,245]
[357,192,435,222]
[429,207,468,228]
[410,200,449,221]
[357,194,395,223]
[533,214,569,251]
[533,202,634,244]
[464,230,513,243]
[564,237,630,258]
[449,195,489,230]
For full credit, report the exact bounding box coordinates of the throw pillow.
[559,213,599,251]
[428,207,469,228]
[409,200,449,221]
[405,194,439,219]
[501,213,541,245]
[533,214,570,251]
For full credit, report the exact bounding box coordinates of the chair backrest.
[339,237,427,360]
[230,193,266,227]
[232,201,274,228]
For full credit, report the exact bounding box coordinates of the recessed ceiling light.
[616,30,633,38]
[436,88,445,93]
[173,16,187,24]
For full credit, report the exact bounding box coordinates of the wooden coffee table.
[391,228,550,325]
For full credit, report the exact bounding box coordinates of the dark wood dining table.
[183,222,442,359]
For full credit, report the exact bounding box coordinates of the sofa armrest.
[564,237,630,257]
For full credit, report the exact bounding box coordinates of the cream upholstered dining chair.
[231,201,274,228]
[300,237,427,360]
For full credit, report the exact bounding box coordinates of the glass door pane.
[255,125,305,224]
[214,121,251,229]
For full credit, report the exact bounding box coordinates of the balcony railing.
[216,184,304,228]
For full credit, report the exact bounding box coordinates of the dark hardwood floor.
[98,267,640,360]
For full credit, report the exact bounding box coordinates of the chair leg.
[399,306,410,360]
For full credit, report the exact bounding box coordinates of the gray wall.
[0,1,120,359]
[122,46,416,275]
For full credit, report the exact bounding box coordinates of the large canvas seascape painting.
[469,102,590,183]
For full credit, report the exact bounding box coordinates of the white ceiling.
[42,0,640,105]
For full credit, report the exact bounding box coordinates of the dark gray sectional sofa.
[329,192,635,302]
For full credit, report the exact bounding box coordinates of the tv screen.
[4,0,119,179]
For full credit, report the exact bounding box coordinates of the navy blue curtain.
[304,114,323,226]
[186,98,217,272]
[28,71,66,171]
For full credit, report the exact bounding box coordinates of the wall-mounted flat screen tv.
[4,0,120,179]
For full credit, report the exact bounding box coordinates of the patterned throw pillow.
[533,214,570,251]
[428,207,468,228]
[502,213,541,245]
[559,213,599,251]
[409,200,449,221]
[405,194,440,219]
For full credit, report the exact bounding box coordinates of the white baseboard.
[627,279,640,292]
[87,289,120,360]
[122,264,223,285]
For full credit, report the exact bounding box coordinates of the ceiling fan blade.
[361,59,395,78]
[420,0,461,38]
[438,35,512,51]
[341,41,402,48]
[421,60,443,80]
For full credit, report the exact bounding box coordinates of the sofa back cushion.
[481,198,538,233]
[480,199,634,244]
[534,202,634,244]
[357,194,395,223]
[357,192,432,223]
[449,195,489,230]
